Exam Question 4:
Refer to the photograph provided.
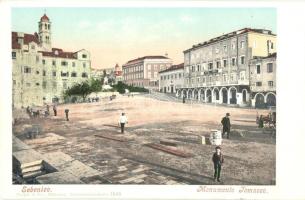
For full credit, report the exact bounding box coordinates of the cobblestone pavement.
[13,95,275,185]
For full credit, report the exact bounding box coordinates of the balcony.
[238,80,250,85]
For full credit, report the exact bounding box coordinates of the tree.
[90,78,102,95]
[64,81,93,102]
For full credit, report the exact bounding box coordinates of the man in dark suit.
[221,113,231,139]
[212,146,224,182]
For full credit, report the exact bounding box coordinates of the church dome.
[40,14,50,22]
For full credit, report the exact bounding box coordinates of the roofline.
[183,28,276,53]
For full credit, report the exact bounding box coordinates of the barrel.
[209,130,222,145]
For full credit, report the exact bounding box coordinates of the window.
[61,72,68,77]
[197,65,200,71]
[231,43,236,50]
[240,41,245,49]
[43,70,46,76]
[61,61,68,66]
[42,81,47,89]
[267,63,273,73]
[256,82,262,86]
[231,58,236,66]
[42,59,46,65]
[72,62,75,67]
[179,73,182,78]
[202,77,205,83]
[31,45,35,50]
[224,45,227,52]
[223,74,227,82]
[208,63,213,70]
[175,74,177,79]
[223,60,227,68]
[36,83,40,86]
[216,61,221,69]
[268,81,274,87]
[63,82,67,89]
[240,56,245,64]
[52,60,56,66]
[36,71,39,75]
[24,67,31,73]
[82,54,87,58]
[256,64,261,74]
[13,80,16,85]
[83,63,86,68]
[12,52,16,59]
[82,73,88,78]
[52,71,56,77]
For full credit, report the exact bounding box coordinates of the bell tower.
[38,13,52,51]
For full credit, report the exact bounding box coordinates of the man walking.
[118,113,128,133]
[221,113,231,139]
[65,109,69,121]
[212,146,224,182]
[53,104,57,116]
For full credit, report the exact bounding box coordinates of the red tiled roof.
[40,14,49,22]
[124,55,169,65]
[159,63,184,74]
[12,31,40,49]
[39,48,77,59]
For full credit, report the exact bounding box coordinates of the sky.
[11,7,276,69]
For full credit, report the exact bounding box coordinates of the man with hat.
[221,113,231,139]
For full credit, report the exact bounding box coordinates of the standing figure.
[221,113,231,139]
[118,113,128,133]
[259,115,264,128]
[212,146,224,182]
[65,109,69,121]
[183,95,186,104]
[53,104,57,116]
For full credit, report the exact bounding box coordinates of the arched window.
[45,24,47,29]
[48,24,50,30]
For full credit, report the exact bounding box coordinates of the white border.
[1,1,305,200]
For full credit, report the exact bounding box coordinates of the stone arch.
[198,88,205,102]
[265,92,276,107]
[254,93,265,108]
[205,88,212,103]
[220,87,228,104]
[212,88,220,103]
[228,86,237,104]
[187,89,192,99]
[193,88,198,100]
[242,89,248,103]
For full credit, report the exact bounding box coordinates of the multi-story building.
[249,53,276,108]
[177,28,276,106]
[159,63,184,94]
[122,56,172,90]
[12,14,91,108]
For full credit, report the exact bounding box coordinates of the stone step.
[21,164,43,174]
[22,170,45,179]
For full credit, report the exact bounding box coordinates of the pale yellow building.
[12,14,91,108]
[178,28,276,107]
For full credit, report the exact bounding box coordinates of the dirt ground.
[13,94,276,185]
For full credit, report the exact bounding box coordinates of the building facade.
[159,63,184,94]
[12,14,91,108]
[249,53,276,108]
[177,28,276,107]
[122,56,172,90]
